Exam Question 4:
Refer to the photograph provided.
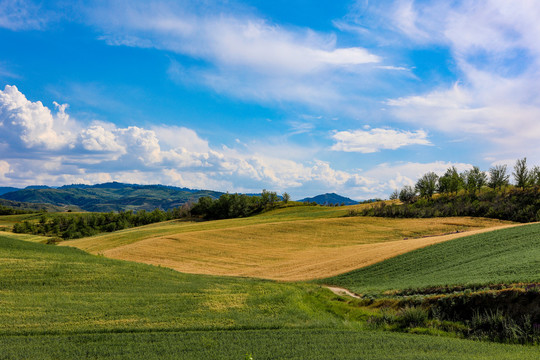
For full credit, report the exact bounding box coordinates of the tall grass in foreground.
[1,329,539,360]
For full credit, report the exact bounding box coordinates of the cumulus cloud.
[79,125,125,153]
[0,85,484,200]
[0,85,75,150]
[0,160,11,181]
[363,161,473,193]
[330,127,431,153]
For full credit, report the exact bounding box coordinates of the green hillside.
[1,235,538,359]
[0,198,73,212]
[321,223,540,294]
[0,184,223,212]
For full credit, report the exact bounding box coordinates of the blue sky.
[1,0,539,199]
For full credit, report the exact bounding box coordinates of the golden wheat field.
[62,207,516,280]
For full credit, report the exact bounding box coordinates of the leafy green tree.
[399,185,416,203]
[513,157,531,189]
[531,165,540,186]
[438,166,462,194]
[488,164,509,190]
[282,192,290,204]
[389,189,399,200]
[462,166,487,194]
[415,172,438,198]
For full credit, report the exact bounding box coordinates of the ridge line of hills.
[0,182,359,212]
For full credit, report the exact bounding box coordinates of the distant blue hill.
[1,182,224,212]
[0,187,20,196]
[24,185,53,190]
[298,193,358,205]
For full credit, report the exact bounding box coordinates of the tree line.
[12,206,191,240]
[191,190,287,220]
[11,190,291,240]
[391,158,540,203]
[358,158,540,222]
[0,206,37,216]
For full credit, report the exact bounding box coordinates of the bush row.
[355,188,540,223]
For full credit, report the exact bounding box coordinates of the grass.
[321,222,540,294]
[2,329,539,360]
[0,235,339,336]
[0,213,42,228]
[1,234,538,359]
[60,205,512,280]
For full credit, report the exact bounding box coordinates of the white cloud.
[0,85,514,200]
[0,0,48,30]
[0,85,75,150]
[93,10,380,74]
[79,125,125,153]
[152,125,210,153]
[384,0,540,160]
[358,161,474,198]
[0,159,11,181]
[82,1,380,108]
[331,127,431,153]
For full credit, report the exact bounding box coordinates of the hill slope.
[320,222,540,294]
[62,204,513,281]
[0,187,19,195]
[0,182,223,212]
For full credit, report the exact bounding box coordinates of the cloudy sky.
[1,0,539,199]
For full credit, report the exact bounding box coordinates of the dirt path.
[325,286,362,298]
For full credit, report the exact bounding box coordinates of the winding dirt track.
[98,222,522,281]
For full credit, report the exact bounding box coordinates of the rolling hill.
[61,205,514,281]
[0,187,19,195]
[320,222,540,294]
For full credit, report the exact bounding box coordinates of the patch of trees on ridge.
[191,190,286,220]
[11,190,290,240]
[12,207,191,241]
[356,158,540,222]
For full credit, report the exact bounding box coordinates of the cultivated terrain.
[1,199,539,358]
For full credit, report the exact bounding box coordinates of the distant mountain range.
[0,182,360,212]
[0,182,224,212]
[298,193,358,205]
[0,187,20,196]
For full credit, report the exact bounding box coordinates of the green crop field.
[2,329,539,360]
[321,222,540,294]
[1,234,538,359]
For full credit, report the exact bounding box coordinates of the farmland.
[60,206,513,280]
[321,222,540,294]
[1,204,539,357]
[1,233,539,359]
